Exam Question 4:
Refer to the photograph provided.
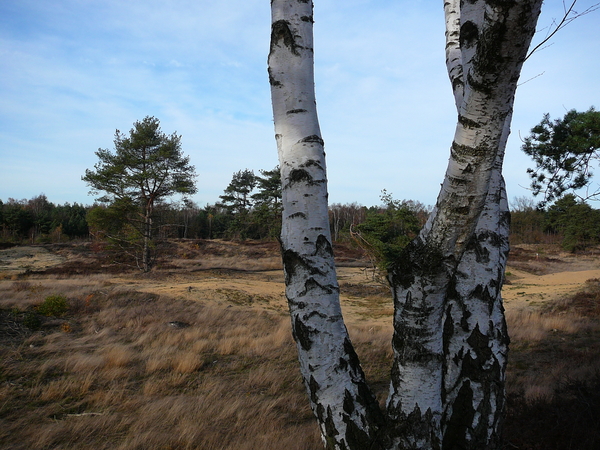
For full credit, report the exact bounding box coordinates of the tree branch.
[526,0,600,60]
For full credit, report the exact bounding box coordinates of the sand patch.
[0,246,66,275]
[503,266,600,310]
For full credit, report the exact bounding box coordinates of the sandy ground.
[503,267,600,310]
[2,244,600,320]
[0,246,66,273]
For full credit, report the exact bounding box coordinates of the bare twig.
[526,0,600,60]
[518,71,546,87]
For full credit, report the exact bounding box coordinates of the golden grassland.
[1,240,599,449]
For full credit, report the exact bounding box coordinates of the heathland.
[1,240,599,449]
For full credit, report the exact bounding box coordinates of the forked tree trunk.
[269,1,542,449]
[386,2,541,447]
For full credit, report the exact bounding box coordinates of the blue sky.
[1,1,598,209]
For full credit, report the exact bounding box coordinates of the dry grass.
[2,241,599,450]
[0,269,324,450]
[506,278,600,401]
[504,278,600,449]
[0,248,394,450]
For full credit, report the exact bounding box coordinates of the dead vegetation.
[0,281,323,449]
[0,240,599,449]
[504,277,600,450]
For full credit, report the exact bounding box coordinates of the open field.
[1,240,599,449]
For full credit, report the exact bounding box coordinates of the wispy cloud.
[0,0,598,207]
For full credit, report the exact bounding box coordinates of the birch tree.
[269,1,542,449]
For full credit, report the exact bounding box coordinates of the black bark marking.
[466,71,493,96]
[323,406,341,449]
[451,141,488,159]
[459,21,479,48]
[442,380,475,450]
[448,175,470,186]
[302,158,324,169]
[301,15,314,23]
[300,134,325,146]
[288,168,313,185]
[500,210,511,228]
[458,114,481,129]
[309,375,320,404]
[466,323,493,364]
[315,234,334,258]
[389,238,445,290]
[342,414,377,450]
[343,337,362,374]
[392,323,438,364]
[465,230,506,266]
[470,284,494,311]
[299,277,337,297]
[304,310,328,321]
[288,211,307,220]
[287,108,307,114]
[473,18,508,75]
[294,314,315,351]
[343,389,355,414]
[387,403,441,450]
[453,205,471,215]
[451,77,464,93]
[270,20,301,57]
[443,305,455,358]
[356,379,387,428]
[282,248,306,285]
[267,67,282,87]
[282,249,325,285]
[338,339,387,448]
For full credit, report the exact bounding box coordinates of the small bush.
[22,310,42,330]
[37,295,69,317]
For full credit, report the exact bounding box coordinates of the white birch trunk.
[440,4,513,446]
[269,1,543,449]
[269,2,385,448]
[386,2,542,448]
[441,123,511,449]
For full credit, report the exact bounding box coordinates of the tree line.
[4,188,600,253]
[2,106,598,260]
[0,195,88,244]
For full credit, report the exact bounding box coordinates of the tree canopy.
[83,116,197,205]
[82,116,197,271]
[522,107,600,206]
